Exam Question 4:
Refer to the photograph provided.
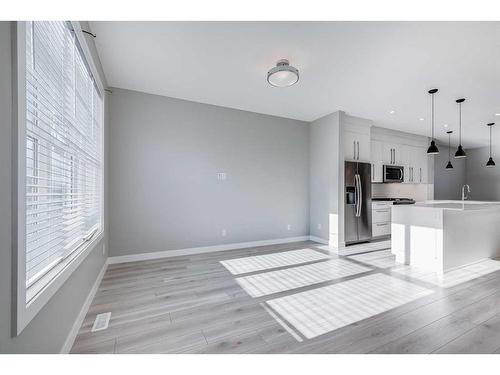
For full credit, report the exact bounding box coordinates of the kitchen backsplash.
[372,183,433,202]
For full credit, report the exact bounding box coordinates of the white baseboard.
[108,236,316,265]
[309,236,329,245]
[60,260,108,354]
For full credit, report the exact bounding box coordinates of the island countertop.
[413,200,500,211]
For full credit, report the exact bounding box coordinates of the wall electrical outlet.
[221,229,227,237]
[287,224,292,231]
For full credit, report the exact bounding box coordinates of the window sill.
[16,231,105,335]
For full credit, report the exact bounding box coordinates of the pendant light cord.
[448,133,451,159]
[490,125,492,158]
[431,93,435,140]
[459,102,462,145]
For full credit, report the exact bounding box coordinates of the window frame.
[13,21,106,336]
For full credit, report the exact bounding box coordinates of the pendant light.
[486,122,496,167]
[426,89,439,154]
[454,98,467,158]
[445,131,453,169]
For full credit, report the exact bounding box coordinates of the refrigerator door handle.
[354,173,359,217]
[357,174,362,217]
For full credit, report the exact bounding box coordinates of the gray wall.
[309,112,340,243]
[0,22,108,353]
[108,88,310,256]
[433,144,467,200]
[465,146,500,200]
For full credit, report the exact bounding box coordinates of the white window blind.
[24,21,103,292]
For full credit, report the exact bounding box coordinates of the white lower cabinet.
[372,222,391,237]
[372,201,392,237]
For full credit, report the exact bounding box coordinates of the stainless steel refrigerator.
[344,161,372,245]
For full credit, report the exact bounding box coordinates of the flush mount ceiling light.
[427,89,439,155]
[455,98,467,158]
[445,131,454,169]
[486,122,496,167]
[267,59,299,87]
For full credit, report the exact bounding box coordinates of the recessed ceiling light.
[495,113,500,116]
[389,110,395,114]
[444,124,449,128]
[267,59,299,87]
[419,118,425,121]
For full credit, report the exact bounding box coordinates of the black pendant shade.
[427,140,439,154]
[455,98,467,158]
[486,122,495,167]
[427,89,439,154]
[455,144,466,158]
[445,130,453,169]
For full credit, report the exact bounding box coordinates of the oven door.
[383,165,404,183]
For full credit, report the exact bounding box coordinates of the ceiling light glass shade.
[427,140,439,154]
[267,59,299,87]
[454,144,467,158]
[445,161,454,169]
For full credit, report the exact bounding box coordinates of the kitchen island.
[391,200,500,274]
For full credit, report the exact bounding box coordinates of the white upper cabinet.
[399,145,428,183]
[383,143,404,165]
[370,140,383,183]
[344,131,371,162]
[342,115,372,163]
[370,126,430,185]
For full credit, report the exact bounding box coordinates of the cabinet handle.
[420,167,422,182]
[357,141,360,160]
[376,223,389,226]
[353,141,356,160]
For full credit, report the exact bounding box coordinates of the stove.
[372,197,416,205]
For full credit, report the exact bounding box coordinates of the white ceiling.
[90,21,500,148]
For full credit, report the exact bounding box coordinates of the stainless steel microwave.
[383,165,404,183]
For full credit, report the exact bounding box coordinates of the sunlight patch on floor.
[392,258,500,288]
[220,248,329,275]
[265,273,433,339]
[347,249,396,268]
[236,259,371,297]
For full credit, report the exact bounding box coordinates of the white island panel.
[391,201,500,274]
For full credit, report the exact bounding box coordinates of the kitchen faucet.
[462,184,471,201]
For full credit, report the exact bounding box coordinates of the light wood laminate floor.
[71,241,500,354]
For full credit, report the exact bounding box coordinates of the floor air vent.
[91,312,111,332]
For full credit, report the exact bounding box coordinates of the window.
[15,21,104,334]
